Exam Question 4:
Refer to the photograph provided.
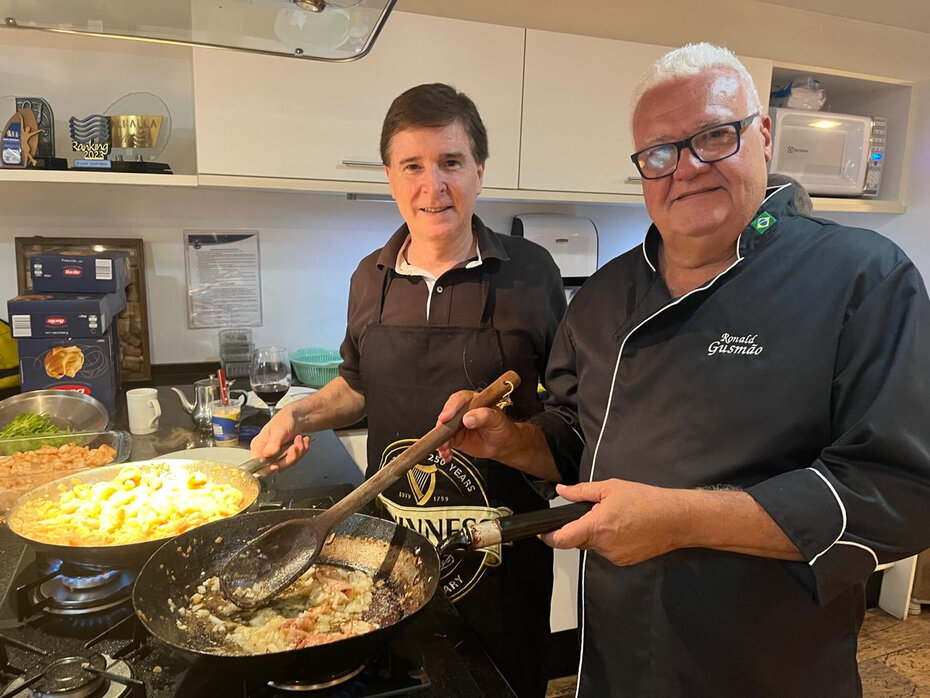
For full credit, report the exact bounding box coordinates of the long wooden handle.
[321,371,521,525]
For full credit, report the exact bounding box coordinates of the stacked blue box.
[7,292,126,339]
[30,250,131,294]
[6,251,132,416]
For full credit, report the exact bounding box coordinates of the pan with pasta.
[5,458,263,566]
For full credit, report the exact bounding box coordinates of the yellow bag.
[0,319,21,389]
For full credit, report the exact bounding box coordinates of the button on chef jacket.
[531,184,930,697]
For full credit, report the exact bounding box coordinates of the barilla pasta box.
[16,327,120,415]
[7,291,126,339]
[30,250,131,294]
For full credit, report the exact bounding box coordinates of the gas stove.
[0,485,515,697]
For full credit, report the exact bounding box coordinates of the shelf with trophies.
[0,91,197,187]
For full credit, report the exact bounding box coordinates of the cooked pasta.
[14,463,245,546]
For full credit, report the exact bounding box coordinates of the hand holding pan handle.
[437,501,594,554]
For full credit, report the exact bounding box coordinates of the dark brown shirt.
[339,215,566,416]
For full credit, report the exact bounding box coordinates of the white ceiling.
[758,0,930,34]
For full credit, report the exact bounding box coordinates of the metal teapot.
[171,376,246,429]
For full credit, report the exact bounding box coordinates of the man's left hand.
[541,479,689,566]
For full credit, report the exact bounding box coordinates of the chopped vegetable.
[0,412,67,439]
[0,412,72,455]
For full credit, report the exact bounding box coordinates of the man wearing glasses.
[437,43,930,695]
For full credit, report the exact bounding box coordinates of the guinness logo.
[407,463,438,505]
[378,439,511,602]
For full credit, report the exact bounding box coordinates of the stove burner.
[266,663,365,692]
[36,653,105,695]
[0,652,134,698]
[59,572,119,593]
[34,572,134,616]
[16,560,137,619]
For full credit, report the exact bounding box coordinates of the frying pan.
[133,508,440,683]
[5,457,266,567]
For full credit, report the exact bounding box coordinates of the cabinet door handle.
[625,176,642,183]
[341,160,384,169]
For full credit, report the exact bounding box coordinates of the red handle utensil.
[217,368,229,406]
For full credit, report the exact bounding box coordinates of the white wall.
[0,182,649,363]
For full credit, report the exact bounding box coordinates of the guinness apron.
[359,264,553,698]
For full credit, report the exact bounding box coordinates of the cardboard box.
[31,250,131,294]
[7,292,126,339]
[16,329,120,415]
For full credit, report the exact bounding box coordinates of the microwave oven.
[768,107,886,197]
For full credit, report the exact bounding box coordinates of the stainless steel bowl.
[0,390,109,432]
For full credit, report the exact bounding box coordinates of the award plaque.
[69,114,112,169]
[104,92,173,174]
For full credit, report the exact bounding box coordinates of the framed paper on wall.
[14,236,152,382]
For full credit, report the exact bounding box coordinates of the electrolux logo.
[786,145,809,155]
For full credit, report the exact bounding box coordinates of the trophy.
[2,96,65,169]
[104,92,173,174]
[69,114,112,169]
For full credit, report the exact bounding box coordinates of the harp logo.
[377,440,511,602]
[407,463,438,505]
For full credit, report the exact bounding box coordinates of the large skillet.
[5,458,264,567]
[133,508,440,683]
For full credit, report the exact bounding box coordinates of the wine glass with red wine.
[250,346,291,418]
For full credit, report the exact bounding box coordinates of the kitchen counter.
[114,385,365,489]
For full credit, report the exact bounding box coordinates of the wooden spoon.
[218,371,520,608]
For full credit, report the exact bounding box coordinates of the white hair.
[631,43,763,115]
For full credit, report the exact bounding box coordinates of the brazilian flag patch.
[751,211,776,234]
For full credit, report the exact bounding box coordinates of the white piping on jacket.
[804,468,877,569]
[805,467,847,565]
[574,234,747,698]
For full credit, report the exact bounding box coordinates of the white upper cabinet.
[519,30,773,195]
[192,12,525,190]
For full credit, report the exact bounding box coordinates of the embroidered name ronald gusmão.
[707,332,764,356]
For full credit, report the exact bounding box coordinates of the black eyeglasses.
[630,112,760,180]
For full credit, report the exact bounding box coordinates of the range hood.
[1,0,397,61]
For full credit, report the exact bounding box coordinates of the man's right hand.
[435,389,520,464]
[250,407,312,471]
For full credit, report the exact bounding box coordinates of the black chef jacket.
[531,184,930,696]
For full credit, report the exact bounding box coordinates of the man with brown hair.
[254,83,566,696]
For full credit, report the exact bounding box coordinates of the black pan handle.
[437,502,594,554]
[499,501,594,541]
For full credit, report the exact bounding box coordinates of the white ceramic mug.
[127,387,161,435]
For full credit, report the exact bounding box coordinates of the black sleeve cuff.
[527,408,584,485]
